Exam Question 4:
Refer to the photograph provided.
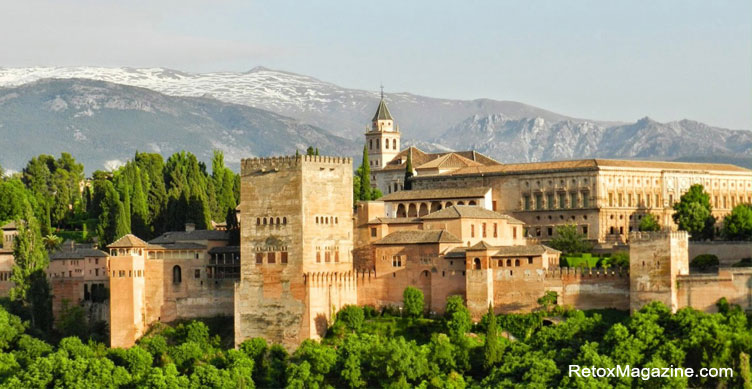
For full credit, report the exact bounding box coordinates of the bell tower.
[365,87,400,169]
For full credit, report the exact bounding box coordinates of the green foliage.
[353,145,382,203]
[483,305,503,370]
[549,223,593,255]
[609,251,630,268]
[336,305,365,332]
[404,149,414,190]
[537,291,558,311]
[638,213,661,231]
[733,257,752,267]
[673,184,715,240]
[690,254,719,270]
[723,204,752,240]
[402,286,424,318]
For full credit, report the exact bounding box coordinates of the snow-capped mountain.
[0,66,585,140]
[0,78,358,173]
[438,114,752,163]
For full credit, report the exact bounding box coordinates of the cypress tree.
[483,303,502,370]
[359,145,371,201]
[404,148,414,190]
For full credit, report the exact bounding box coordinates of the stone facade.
[234,155,355,350]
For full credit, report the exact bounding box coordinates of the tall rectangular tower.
[234,155,355,350]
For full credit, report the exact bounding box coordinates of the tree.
[673,184,715,240]
[638,213,661,232]
[444,295,471,339]
[404,149,414,190]
[358,145,371,201]
[336,305,364,331]
[10,208,51,330]
[402,287,424,318]
[41,234,62,252]
[537,291,558,311]
[723,204,752,240]
[690,254,719,271]
[548,224,592,255]
[483,304,503,370]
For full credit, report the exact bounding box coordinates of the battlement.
[629,231,688,242]
[241,155,352,175]
[543,267,628,279]
[304,271,358,287]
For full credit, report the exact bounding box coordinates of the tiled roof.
[422,158,751,177]
[1,221,17,230]
[372,98,394,121]
[444,244,559,258]
[379,147,500,172]
[492,245,560,256]
[209,246,240,254]
[380,187,490,201]
[421,206,524,223]
[367,217,422,225]
[146,242,207,250]
[416,153,483,170]
[374,229,462,245]
[108,234,148,248]
[149,230,229,244]
[50,247,109,260]
[468,241,494,250]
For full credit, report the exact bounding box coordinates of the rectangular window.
[268,252,276,264]
[535,193,543,210]
[528,257,533,265]
[523,195,531,210]
[194,269,201,279]
[335,251,339,263]
[492,201,497,211]
[627,194,633,207]
[316,251,321,263]
[559,193,567,209]
[547,194,554,210]
[547,227,553,236]
[512,226,516,239]
[582,192,589,208]
[471,225,475,238]
[482,223,487,238]
[582,226,588,235]
[494,223,498,238]
[637,194,642,206]
[570,192,578,208]
[370,228,377,237]
[281,252,288,264]
[618,193,623,207]
[325,251,331,262]
[609,193,614,207]
[256,253,263,264]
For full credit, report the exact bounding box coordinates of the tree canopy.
[673,184,715,240]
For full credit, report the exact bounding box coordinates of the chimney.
[185,223,196,232]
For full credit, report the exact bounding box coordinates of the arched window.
[474,258,481,270]
[515,259,520,267]
[172,265,182,284]
[369,139,373,150]
[283,217,287,224]
[396,204,407,217]
[468,200,476,206]
[263,218,267,225]
[256,218,260,225]
[507,259,512,266]
[385,139,389,149]
[316,216,319,224]
[393,139,396,149]
[276,217,280,225]
[335,217,338,224]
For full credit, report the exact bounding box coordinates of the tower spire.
[380,84,384,100]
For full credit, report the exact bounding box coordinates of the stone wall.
[546,268,630,311]
[629,231,689,313]
[235,155,355,351]
[677,268,752,312]
[689,241,752,266]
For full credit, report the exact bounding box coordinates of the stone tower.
[107,234,148,348]
[628,231,689,313]
[234,155,356,350]
[364,90,400,169]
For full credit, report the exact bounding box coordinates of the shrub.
[690,254,719,271]
[402,287,424,318]
[732,257,752,267]
[336,305,365,331]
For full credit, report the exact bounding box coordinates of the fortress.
[1,97,751,350]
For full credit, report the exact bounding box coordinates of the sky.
[1,0,750,129]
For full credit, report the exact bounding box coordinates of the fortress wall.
[677,268,752,312]
[305,271,358,339]
[546,268,630,311]
[50,278,83,320]
[689,242,752,266]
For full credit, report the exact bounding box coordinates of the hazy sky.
[2,0,750,129]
